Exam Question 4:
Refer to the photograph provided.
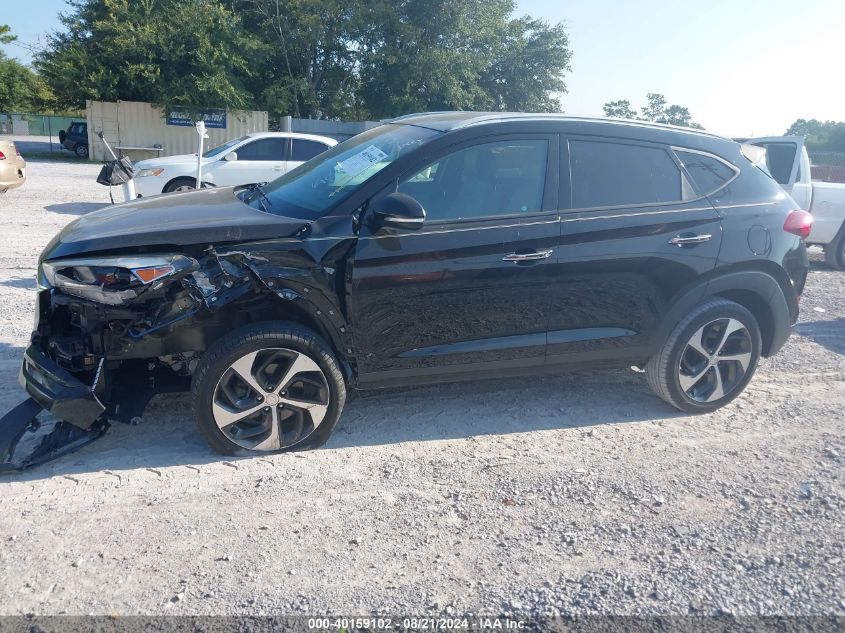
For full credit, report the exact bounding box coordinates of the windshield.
[244,124,440,219]
[204,136,247,158]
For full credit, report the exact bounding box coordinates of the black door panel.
[547,136,723,362]
[547,203,722,360]
[349,133,559,383]
[351,216,558,380]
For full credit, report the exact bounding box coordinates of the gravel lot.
[0,156,842,618]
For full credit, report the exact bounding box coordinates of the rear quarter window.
[292,139,330,161]
[674,150,738,196]
[569,140,684,208]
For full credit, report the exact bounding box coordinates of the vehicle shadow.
[0,276,36,290]
[43,201,109,215]
[329,369,678,449]
[0,354,680,481]
[794,318,845,355]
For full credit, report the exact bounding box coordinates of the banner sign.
[166,107,227,129]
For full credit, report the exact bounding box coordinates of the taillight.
[0,151,5,160]
[15,146,20,157]
[783,210,813,240]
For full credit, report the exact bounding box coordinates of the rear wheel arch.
[711,288,775,356]
[653,270,792,358]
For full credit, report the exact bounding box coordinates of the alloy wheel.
[212,348,330,451]
[173,184,195,192]
[678,318,753,403]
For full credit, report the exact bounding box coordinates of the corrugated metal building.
[287,117,380,141]
[86,100,269,162]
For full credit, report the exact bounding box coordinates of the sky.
[3,0,844,137]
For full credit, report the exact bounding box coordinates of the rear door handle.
[502,249,553,262]
[669,234,711,246]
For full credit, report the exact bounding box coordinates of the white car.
[132,132,337,197]
[750,135,845,270]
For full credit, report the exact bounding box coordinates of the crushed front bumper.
[0,346,109,472]
[19,345,106,430]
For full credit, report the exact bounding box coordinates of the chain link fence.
[0,112,83,137]
[809,150,845,183]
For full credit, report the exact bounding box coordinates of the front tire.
[823,225,845,271]
[191,323,346,456]
[75,143,88,158]
[164,177,196,193]
[646,298,761,413]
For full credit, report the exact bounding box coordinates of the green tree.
[357,0,571,119]
[640,92,667,122]
[604,93,704,129]
[602,99,636,119]
[664,104,692,127]
[478,16,572,112]
[35,0,572,121]
[357,0,508,118]
[0,24,55,112]
[0,24,15,45]
[35,0,258,111]
[786,118,845,152]
[236,0,363,120]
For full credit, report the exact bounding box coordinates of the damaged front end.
[2,239,352,471]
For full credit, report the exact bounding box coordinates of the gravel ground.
[0,158,842,618]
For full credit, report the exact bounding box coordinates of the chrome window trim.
[670,145,741,198]
[361,218,561,239]
[269,199,776,242]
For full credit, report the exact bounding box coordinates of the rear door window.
[569,140,684,208]
[291,139,330,161]
[236,138,286,161]
[674,150,737,195]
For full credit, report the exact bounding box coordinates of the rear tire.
[646,298,761,413]
[191,322,346,456]
[823,225,845,270]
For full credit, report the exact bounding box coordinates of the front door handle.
[502,249,553,262]
[669,234,711,246]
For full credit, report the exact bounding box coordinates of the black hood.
[43,188,308,260]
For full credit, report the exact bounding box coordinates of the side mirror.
[371,192,425,230]
[223,151,238,162]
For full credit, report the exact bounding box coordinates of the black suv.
[12,113,811,459]
[58,121,88,158]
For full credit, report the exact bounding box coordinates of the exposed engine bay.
[1,238,355,471]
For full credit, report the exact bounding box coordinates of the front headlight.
[135,168,165,178]
[41,254,197,305]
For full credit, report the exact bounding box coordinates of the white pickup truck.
[750,136,845,270]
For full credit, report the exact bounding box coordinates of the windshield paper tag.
[336,145,389,177]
